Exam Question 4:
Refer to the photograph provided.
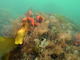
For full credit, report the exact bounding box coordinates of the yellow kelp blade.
[25,21,29,31]
[15,21,29,44]
[2,52,10,60]
[15,28,25,44]
[25,21,29,35]
[0,36,6,42]
[0,37,17,58]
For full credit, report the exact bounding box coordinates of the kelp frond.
[15,21,29,44]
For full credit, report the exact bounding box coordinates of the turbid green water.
[0,0,80,24]
[0,0,80,36]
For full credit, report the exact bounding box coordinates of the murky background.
[0,0,80,35]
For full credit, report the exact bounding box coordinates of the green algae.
[56,15,80,32]
[56,15,69,23]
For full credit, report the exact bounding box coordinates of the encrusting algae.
[0,9,80,60]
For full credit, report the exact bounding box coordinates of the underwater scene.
[0,0,80,60]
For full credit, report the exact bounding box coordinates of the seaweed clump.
[2,11,80,60]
